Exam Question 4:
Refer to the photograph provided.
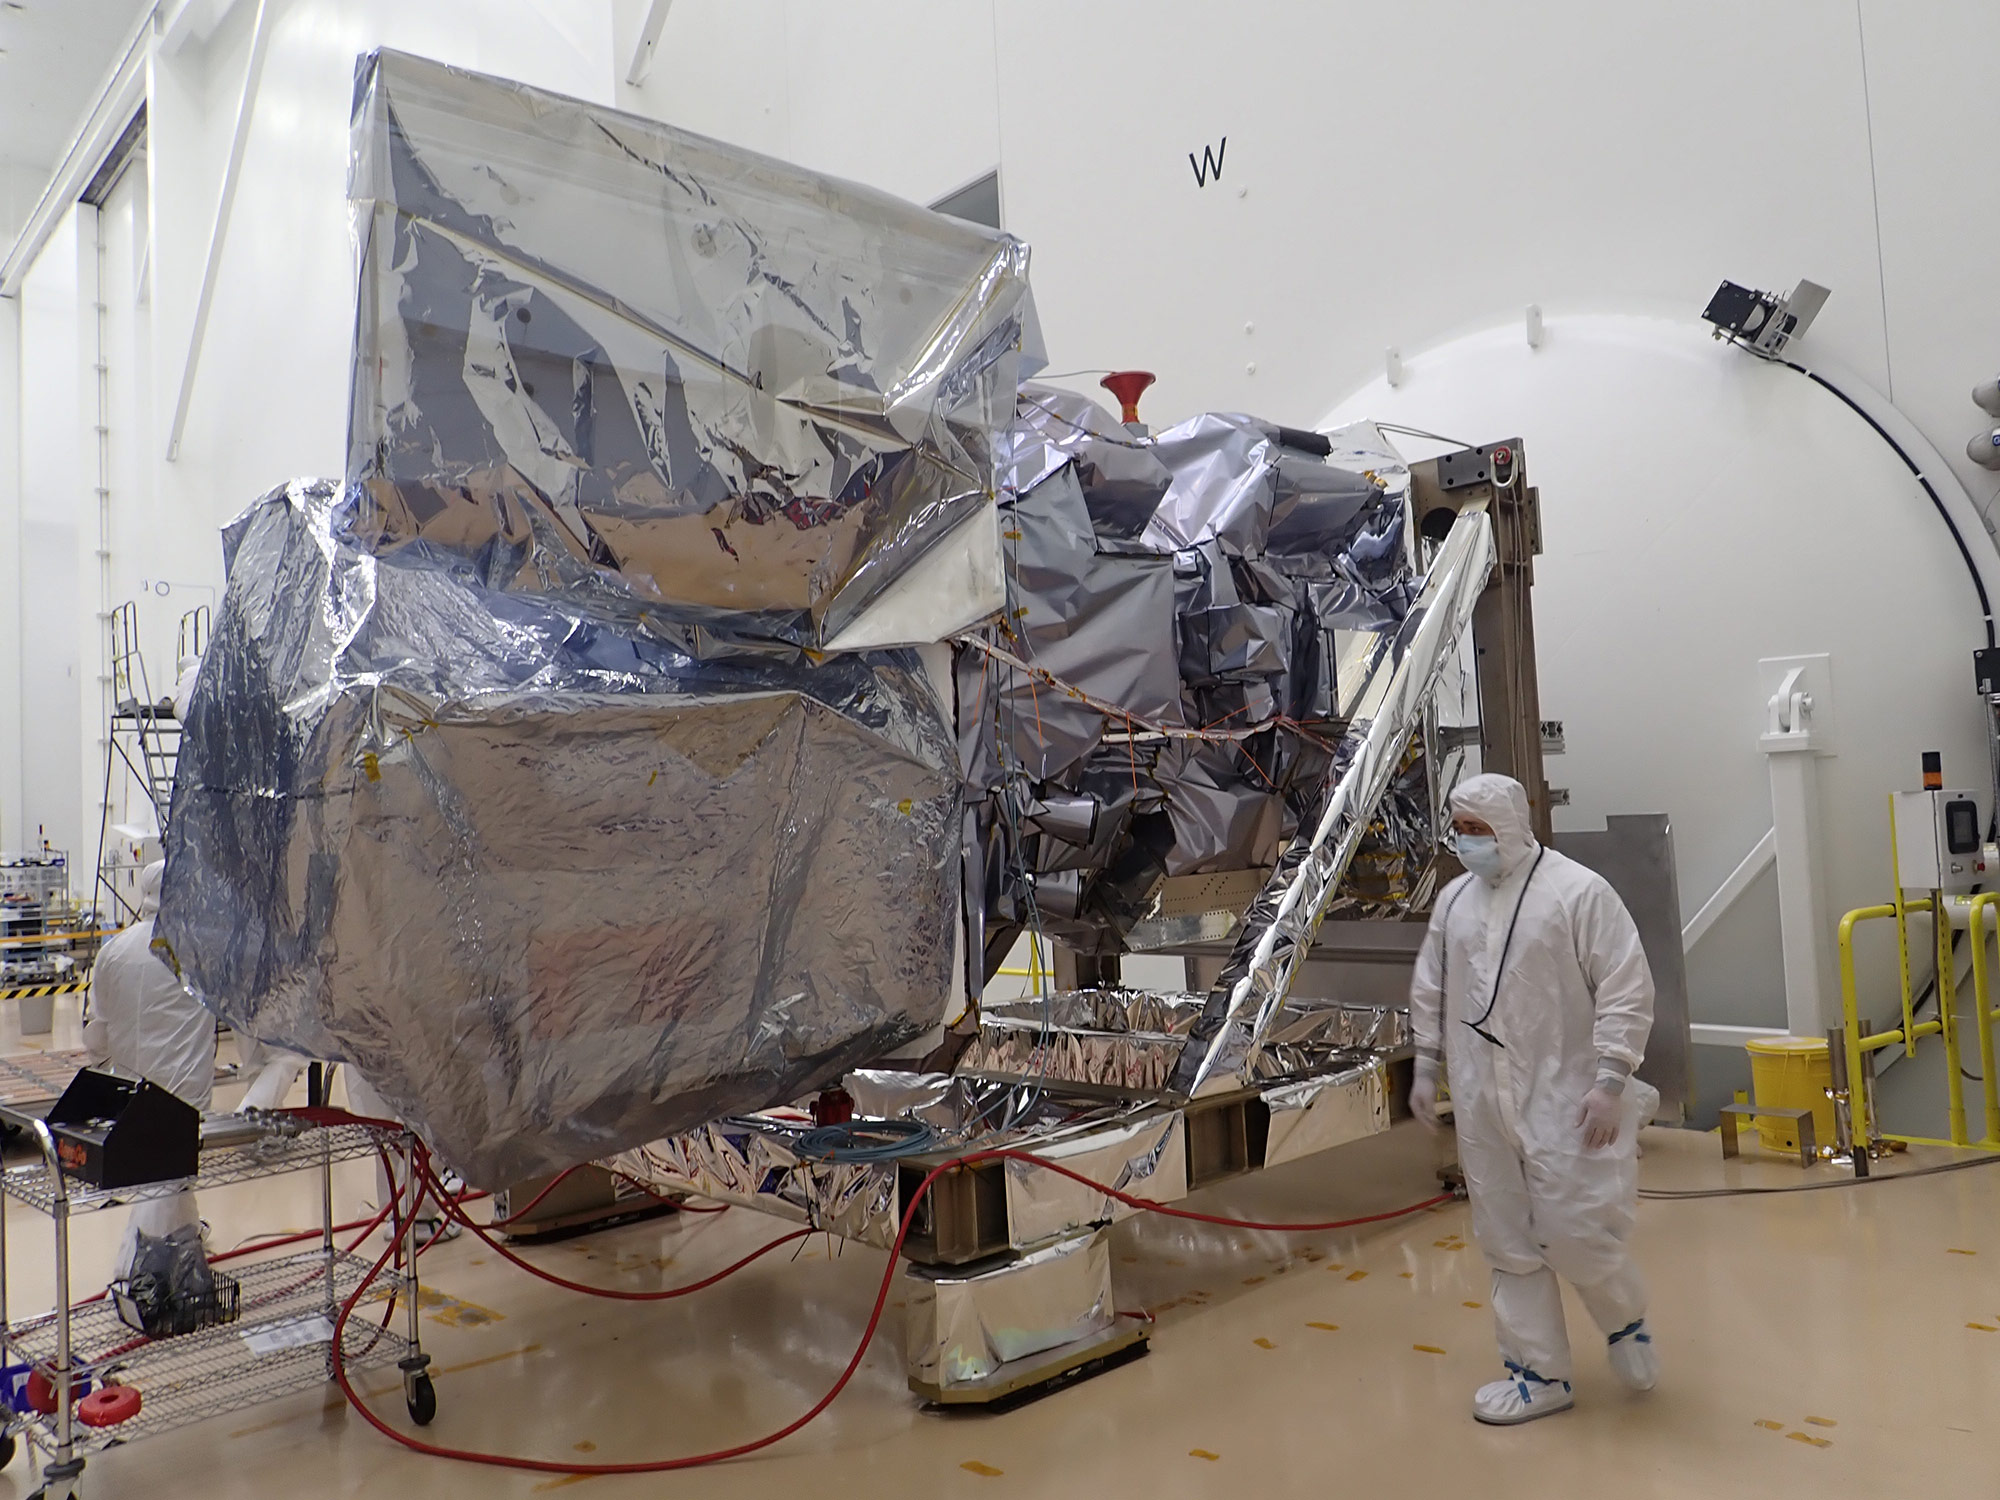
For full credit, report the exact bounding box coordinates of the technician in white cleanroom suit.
[1407,774,1661,1425]
[85,860,216,1276]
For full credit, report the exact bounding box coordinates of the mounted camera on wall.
[1699,278,1829,360]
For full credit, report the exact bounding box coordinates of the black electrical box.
[46,1069,200,1190]
[1976,648,2000,698]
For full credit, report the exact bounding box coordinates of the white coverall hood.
[84,863,212,1112]
[136,859,164,918]
[1449,773,1539,884]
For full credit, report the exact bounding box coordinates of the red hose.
[328,1140,1450,1475]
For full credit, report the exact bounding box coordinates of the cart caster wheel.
[406,1372,436,1426]
[0,1432,14,1468]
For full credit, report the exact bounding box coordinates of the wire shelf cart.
[0,1117,433,1499]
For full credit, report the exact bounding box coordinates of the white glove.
[1409,1069,1442,1132]
[1576,1085,1623,1150]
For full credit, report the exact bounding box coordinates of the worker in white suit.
[1407,774,1662,1424]
[85,860,216,1276]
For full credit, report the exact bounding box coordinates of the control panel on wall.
[1893,788,1985,893]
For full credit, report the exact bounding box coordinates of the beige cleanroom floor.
[1,997,1993,1499]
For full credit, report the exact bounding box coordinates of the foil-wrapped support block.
[157,480,958,1185]
[346,48,1043,653]
[904,1229,1114,1387]
[1262,1059,1391,1169]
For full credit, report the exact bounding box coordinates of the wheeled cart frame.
[0,1115,432,1498]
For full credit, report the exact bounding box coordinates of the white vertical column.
[0,297,22,851]
[1760,655,1837,1037]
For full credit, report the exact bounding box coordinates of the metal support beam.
[1682,827,1777,952]
[625,0,675,86]
[164,0,272,462]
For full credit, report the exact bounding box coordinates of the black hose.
[1783,361,1996,649]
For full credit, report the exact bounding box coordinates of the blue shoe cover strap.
[1608,1319,1650,1346]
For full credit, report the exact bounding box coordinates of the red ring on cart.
[77,1385,142,1427]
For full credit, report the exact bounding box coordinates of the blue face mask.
[1457,834,1506,882]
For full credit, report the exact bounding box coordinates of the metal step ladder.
[94,603,208,922]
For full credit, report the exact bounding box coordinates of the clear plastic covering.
[157,482,961,1185]
[345,48,1043,655]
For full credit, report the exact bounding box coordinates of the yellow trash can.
[1744,1035,1835,1154]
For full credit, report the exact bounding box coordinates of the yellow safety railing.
[993,933,1050,992]
[1838,893,2000,1151]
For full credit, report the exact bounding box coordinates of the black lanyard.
[1445,847,1545,1051]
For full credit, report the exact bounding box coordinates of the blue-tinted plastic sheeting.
[157,481,959,1185]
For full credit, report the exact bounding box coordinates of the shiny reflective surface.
[157,481,959,1186]
[348,50,1041,653]
[960,394,1420,960]
[1170,509,1494,1098]
[903,1229,1113,1384]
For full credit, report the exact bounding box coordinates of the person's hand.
[1410,1072,1442,1132]
[1576,1086,1622,1150]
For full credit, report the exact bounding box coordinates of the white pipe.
[164,0,272,463]
[625,0,675,87]
[1691,1023,1793,1048]
[1682,827,1776,952]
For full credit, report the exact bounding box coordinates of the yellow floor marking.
[1324,1263,1344,1272]
[1188,1449,1220,1461]
[1346,1270,1368,1281]
[230,1344,544,1437]
[1306,1322,1339,1331]
[1433,1239,1456,1248]
[1120,1255,1139,1264]
[1413,1344,1446,1355]
[1966,1322,1997,1332]
[1463,1301,1483,1309]
[228,1396,345,1438]
[1253,1338,1277,1349]
[1803,1417,1836,1428]
[530,1475,600,1492]
[1755,1420,1785,1431]
[362,1283,505,1328]
[1399,1271,1414,1279]
[431,1343,544,1378]
[1301,1250,1325,1262]
[1786,1432,1833,1449]
[961,1461,1004,1477]
[1242,1276,1265,1285]
[574,1440,598,1452]
[1948,1247,1978,1255]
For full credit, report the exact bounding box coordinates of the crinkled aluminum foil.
[1262,1059,1391,1169]
[1169,509,1495,1097]
[960,392,1418,958]
[904,1228,1114,1386]
[346,48,1043,654]
[157,480,959,1185]
[616,1080,1186,1254]
[961,991,1407,1093]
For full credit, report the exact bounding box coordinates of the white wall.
[0,289,21,852]
[15,208,86,870]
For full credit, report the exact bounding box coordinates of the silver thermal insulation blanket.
[960,388,1417,956]
[157,481,959,1185]
[344,48,1042,655]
